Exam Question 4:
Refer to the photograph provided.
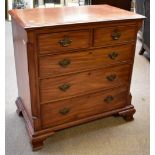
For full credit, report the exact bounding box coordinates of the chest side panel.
[11,19,33,125]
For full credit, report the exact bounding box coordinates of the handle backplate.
[59,107,70,115]
[104,96,114,103]
[111,31,121,40]
[58,37,72,47]
[106,74,117,81]
[59,83,70,92]
[59,58,71,67]
[108,52,118,60]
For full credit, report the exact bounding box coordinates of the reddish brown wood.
[41,86,128,128]
[30,131,55,151]
[16,96,135,131]
[94,25,137,47]
[26,31,42,131]
[38,30,91,54]
[31,140,44,151]
[11,19,33,124]
[40,64,131,103]
[39,44,135,78]
[119,108,136,121]
[15,97,55,151]
[8,5,144,29]
[9,5,144,150]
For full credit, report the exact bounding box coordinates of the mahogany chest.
[9,5,144,150]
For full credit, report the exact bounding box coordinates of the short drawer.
[41,86,128,129]
[39,44,134,78]
[94,25,136,47]
[40,64,131,103]
[38,30,90,54]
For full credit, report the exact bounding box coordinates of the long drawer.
[94,25,136,47]
[41,86,128,129]
[40,64,131,103]
[39,44,135,78]
[38,30,90,54]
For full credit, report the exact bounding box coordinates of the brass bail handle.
[111,30,121,40]
[58,36,72,47]
[108,52,118,60]
[106,74,117,81]
[59,107,70,115]
[104,96,114,103]
[59,83,70,92]
[59,58,71,67]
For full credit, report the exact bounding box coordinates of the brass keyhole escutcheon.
[106,74,117,81]
[104,96,114,103]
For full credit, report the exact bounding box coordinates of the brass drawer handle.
[58,37,72,47]
[106,74,117,81]
[59,83,70,92]
[59,107,70,115]
[59,58,71,67]
[108,52,118,60]
[104,96,114,103]
[111,31,121,40]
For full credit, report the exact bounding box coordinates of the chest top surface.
[9,5,144,29]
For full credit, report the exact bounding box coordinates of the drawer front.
[39,44,134,77]
[41,86,128,129]
[38,30,90,54]
[94,25,136,47]
[40,64,131,103]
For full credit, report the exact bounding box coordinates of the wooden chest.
[9,5,144,150]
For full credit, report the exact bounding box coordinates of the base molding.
[30,131,55,151]
[15,95,136,151]
[15,97,55,151]
[119,108,136,121]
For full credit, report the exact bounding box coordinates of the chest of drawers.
[9,5,144,150]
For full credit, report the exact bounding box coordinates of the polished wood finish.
[39,44,135,78]
[94,25,137,47]
[9,5,144,151]
[38,30,90,54]
[11,19,33,124]
[41,86,128,128]
[40,64,131,103]
[8,5,144,29]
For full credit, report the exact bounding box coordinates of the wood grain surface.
[41,86,128,128]
[8,5,145,29]
[94,25,137,47]
[40,64,131,103]
[39,44,135,78]
[9,5,144,150]
[38,29,90,54]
